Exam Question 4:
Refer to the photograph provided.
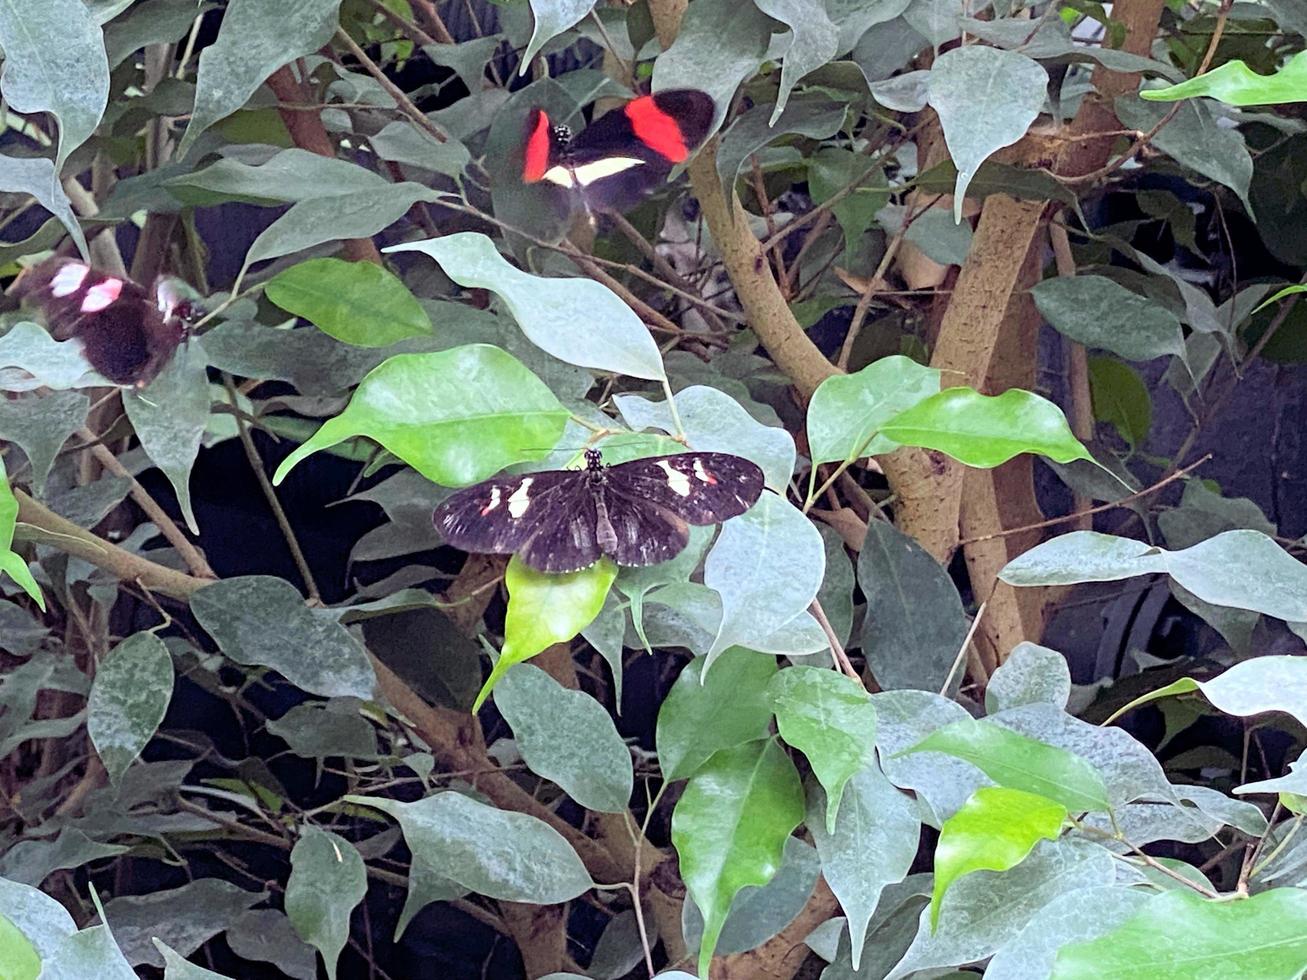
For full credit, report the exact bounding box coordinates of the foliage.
[0,0,1304,978]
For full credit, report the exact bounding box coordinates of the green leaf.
[926,46,1048,220]
[476,556,617,712]
[0,157,87,263]
[272,345,569,487]
[809,147,891,253]
[902,718,1110,812]
[124,343,210,532]
[656,649,778,783]
[0,913,40,980]
[191,576,377,699]
[1197,656,1307,729]
[0,0,108,169]
[166,149,390,206]
[495,664,633,813]
[521,0,596,68]
[153,940,235,979]
[0,391,86,495]
[387,233,666,381]
[985,643,1071,714]
[265,258,431,348]
[346,791,593,903]
[0,458,43,611]
[1087,356,1152,448]
[369,119,471,181]
[704,493,825,662]
[285,828,367,980]
[807,355,941,466]
[1235,748,1307,800]
[104,0,205,69]
[767,667,876,832]
[754,0,840,121]
[1031,275,1186,362]
[36,926,136,980]
[179,0,342,154]
[1051,888,1307,980]
[394,855,465,942]
[0,877,75,962]
[671,738,804,978]
[931,786,1066,928]
[87,632,173,787]
[0,828,126,887]
[1252,282,1307,314]
[878,387,1091,468]
[1000,529,1307,622]
[101,879,264,967]
[807,767,920,969]
[716,100,848,200]
[858,520,969,693]
[653,0,771,126]
[225,909,318,979]
[1140,50,1307,106]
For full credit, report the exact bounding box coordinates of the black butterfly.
[15,257,200,387]
[522,90,715,214]
[433,449,764,574]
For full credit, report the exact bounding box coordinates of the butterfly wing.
[596,485,691,567]
[516,490,603,573]
[605,453,764,524]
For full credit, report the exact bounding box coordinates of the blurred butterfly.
[522,89,715,215]
[433,448,763,573]
[15,257,201,388]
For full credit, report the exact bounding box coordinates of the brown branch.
[334,29,450,145]
[409,0,456,44]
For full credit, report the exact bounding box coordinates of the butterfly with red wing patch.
[433,449,764,574]
[522,89,715,214]
[14,257,200,388]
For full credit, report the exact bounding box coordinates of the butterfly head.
[584,448,605,474]
[552,123,573,149]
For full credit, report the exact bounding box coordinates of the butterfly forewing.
[605,453,765,524]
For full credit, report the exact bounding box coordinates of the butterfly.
[14,257,201,388]
[433,449,764,574]
[522,89,715,214]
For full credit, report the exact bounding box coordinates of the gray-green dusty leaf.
[265,258,431,348]
[1000,530,1307,623]
[1157,479,1276,551]
[985,643,1071,714]
[705,493,825,662]
[984,885,1150,980]
[653,0,773,129]
[37,925,136,980]
[1032,276,1185,362]
[167,149,390,205]
[124,342,209,532]
[386,233,667,381]
[522,0,596,67]
[807,355,941,465]
[245,182,444,268]
[868,70,930,111]
[715,100,847,199]
[817,526,855,645]
[926,46,1048,219]
[1197,656,1307,729]
[884,838,1114,980]
[615,385,796,491]
[683,836,820,957]
[154,939,235,979]
[395,853,465,941]
[199,319,383,397]
[858,520,968,692]
[87,632,173,786]
[873,690,991,826]
[809,767,920,970]
[820,883,931,979]
[0,827,126,886]
[225,909,317,980]
[369,119,470,181]
[0,876,75,961]
[0,157,87,257]
[180,0,341,154]
[642,583,829,660]
[286,828,367,980]
[1116,94,1254,215]
[1171,580,1259,656]
[265,700,379,760]
[902,207,974,264]
[0,0,108,169]
[103,879,264,967]
[829,0,914,53]
[755,0,840,121]
[904,0,962,44]
[191,576,377,699]
[0,389,86,493]
[104,0,204,68]
[1237,748,1307,798]
[769,667,876,832]
[495,665,633,813]
[587,910,644,980]
[347,791,593,902]
[656,649,778,782]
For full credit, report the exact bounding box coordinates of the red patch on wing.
[624,95,689,163]
[523,108,552,182]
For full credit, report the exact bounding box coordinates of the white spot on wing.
[480,485,502,515]
[508,478,533,518]
[657,459,692,497]
[81,279,124,312]
[50,263,89,297]
[542,165,576,188]
[692,458,716,484]
[570,157,646,185]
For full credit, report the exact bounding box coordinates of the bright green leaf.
[1032,275,1186,362]
[1088,356,1152,448]
[1252,282,1307,314]
[902,717,1110,812]
[931,786,1066,928]
[878,387,1092,468]
[285,828,367,980]
[0,913,40,980]
[475,556,617,712]
[1140,50,1307,106]
[272,345,569,487]
[671,738,804,979]
[87,632,173,787]
[767,667,876,832]
[807,355,941,467]
[0,458,43,611]
[265,258,431,348]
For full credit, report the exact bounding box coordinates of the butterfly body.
[15,257,198,387]
[522,90,715,214]
[434,449,763,574]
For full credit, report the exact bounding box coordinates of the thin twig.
[335,28,449,144]
[810,599,862,685]
[940,601,986,696]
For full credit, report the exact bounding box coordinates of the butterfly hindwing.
[604,453,765,525]
[597,486,691,567]
[517,491,603,573]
